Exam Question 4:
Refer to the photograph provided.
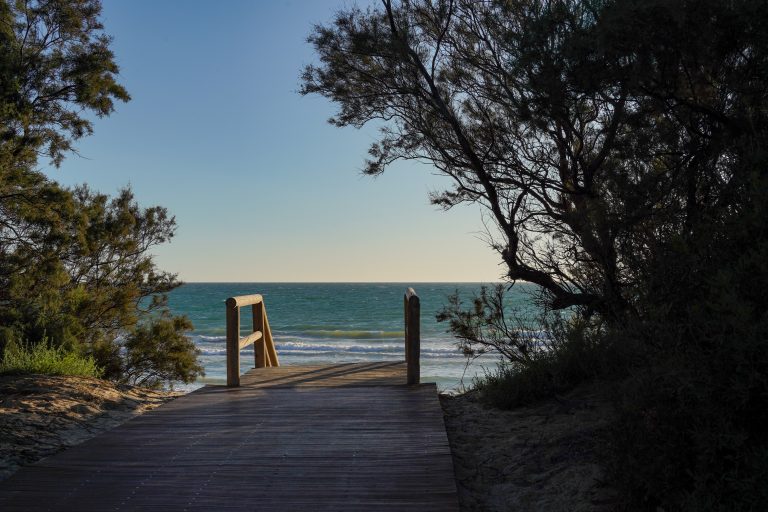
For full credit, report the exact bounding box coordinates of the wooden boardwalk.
[0,362,459,511]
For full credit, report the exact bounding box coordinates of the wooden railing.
[225,288,421,387]
[404,287,420,385]
[225,294,279,387]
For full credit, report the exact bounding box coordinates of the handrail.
[404,287,420,385]
[226,294,279,387]
[226,289,419,387]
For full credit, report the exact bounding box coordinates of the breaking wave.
[195,340,461,358]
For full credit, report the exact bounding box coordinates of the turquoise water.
[167,283,538,391]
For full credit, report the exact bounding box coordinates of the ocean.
[167,282,539,392]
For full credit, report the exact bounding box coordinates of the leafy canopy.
[302,0,768,325]
[0,0,202,387]
[0,0,129,168]
[304,1,768,508]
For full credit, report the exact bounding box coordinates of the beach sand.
[440,385,619,511]
[0,374,178,481]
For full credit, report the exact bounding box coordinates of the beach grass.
[0,340,102,378]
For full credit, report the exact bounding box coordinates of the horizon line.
[178,280,520,284]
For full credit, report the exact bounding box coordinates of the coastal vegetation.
[303,0,768,508]
[0,0,201,387]
[0,339,101,378]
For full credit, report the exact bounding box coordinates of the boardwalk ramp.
[0,362,459,511]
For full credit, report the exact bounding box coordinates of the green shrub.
[120,314,203,389]
[0,339,103,378]
[474,318,636,409]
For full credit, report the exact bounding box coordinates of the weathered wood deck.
[0,362,459,511]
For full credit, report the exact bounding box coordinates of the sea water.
[167,282,539,392]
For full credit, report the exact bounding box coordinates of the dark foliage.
[436,284,543,364]
[304,0,768,508]
[474,318,632,409]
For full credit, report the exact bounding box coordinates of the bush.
[600,176,768,510]
[473,316,637,409]
[120,314,204,389]
[608,342,768,511]
[0,181,202,388]
[438,285,640,408]
[0,339,102,378]
[437,284,545,366]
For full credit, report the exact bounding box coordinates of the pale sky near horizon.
[44,0,502,283]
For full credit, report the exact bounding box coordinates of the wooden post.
[405,288,420,385]
[226,298,240,387]
[404,291,411,367]
[263,306,280,367]
[253,302,265,368]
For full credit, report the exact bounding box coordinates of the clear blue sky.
[44,0,502,282]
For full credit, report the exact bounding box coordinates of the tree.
[0,182,202,381]
[0,0,129,169]
[301,0,768,325]
[0,0,201,387]
[303,1,768,507]
[0,0,131,280]
[0,173,203,387]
